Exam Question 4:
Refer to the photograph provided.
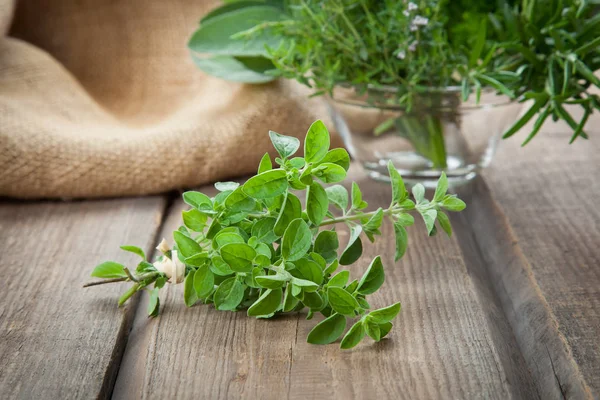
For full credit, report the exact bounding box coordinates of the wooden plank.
[0,197,166,399]
[113,172,538,399]
[457,118,599,399]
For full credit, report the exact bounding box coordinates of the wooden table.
[0,120,598,399]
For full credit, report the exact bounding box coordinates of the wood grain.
[456,118,600,399]
[113,171,537,400]
[0,197,166,399]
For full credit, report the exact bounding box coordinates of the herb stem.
[83,277,128,287]
[320,206,399,226]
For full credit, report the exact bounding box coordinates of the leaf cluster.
[188,0,600,143]
[88,120,465,349]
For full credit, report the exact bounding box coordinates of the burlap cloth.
[0,0,339,199]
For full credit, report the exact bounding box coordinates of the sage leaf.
[292,258,323,285]
[412,183,425,203]
[306,313,346,345]
[258,152,272,174]
[210,255,234,276]
[422,209,437,235]
[315,163,346,183]
[433,172,448,202]
[182,209,208,232]
[437,211,452,237]
[364,319,381,341]
[328,270,350,287]
[319,148,350,171]
[225,186,256,212]
[442,196,466,211]
[251,217,279,243]
[388,161,406,204]
[183,191,212,210]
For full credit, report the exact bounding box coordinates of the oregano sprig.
[85,120,465,349]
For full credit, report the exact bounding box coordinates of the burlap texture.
[0,0,338,199]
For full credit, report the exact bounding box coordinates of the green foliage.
[190,0,600,143]
[87,120,466,349]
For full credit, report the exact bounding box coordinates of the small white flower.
[410,24,418,32]
[156,238,170,253]
[413,15,429,26]
[397,50,406,60]
[153,251,185,284]
[408,2,418,11]
[403,10,410,17]
[408,41,418,51]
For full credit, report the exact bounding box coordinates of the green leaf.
[393,222,408,261]
[213,277,245,311]
[184,270,199,307]
[315,163,346,183]
[387,161,406,204]
[188,6,284,57]
[364,208,384,233]
[319,148,350,171]
[357,256,384,295]
[442,196,466,211]
[351,182,364,210]
[91,261,127,279]
[225,186,256,212]
[364,319,381,341]
[173,231,203,258]
[302,291,324,309]
[214,231,245,248]
[379,321,393,338]
[328,270,350,287]
[396,213,414,227]
[304,120,330,163]
[215,181,239,192]
[182,209,208,232]
[502,95,548,139]
[269,131,300,159]
[283,284,300,312]
[290,277,319,292]
[243,170,288,199]
[185,252,209,266]
[325,185,348,210]
[313,230,339,263]
[421,210,437,235]
[120,245,145,260]
[258,152,272,174]
[437,211,452,237]
[340,320,366,349]
[251,217,279,243]
[281,218,312,261]
[274,192,302,236]
[339,225,363,265]
[469,18,487,67]
[247,288,282,317]
[368,302,402,324]
[327,286,359,316]
[220,243,256,273]
[306,313,346,345]
[191,54,276,83]
[293,258,323,285]
[200,1,268,24]
[256,274,288,289]
[194,265,215,299]
[433,172,448,202]
[324,259,339,276]
[210,255,234,276]
[412,184,425,203]
[147,288,160,317]
[183,191,212,210]
[307,183,329,226]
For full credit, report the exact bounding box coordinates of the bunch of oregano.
[189,0,600,144]
[86,120,465,349]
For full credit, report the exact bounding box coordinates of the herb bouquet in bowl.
[189,0,600,187]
